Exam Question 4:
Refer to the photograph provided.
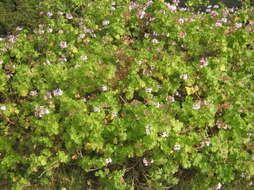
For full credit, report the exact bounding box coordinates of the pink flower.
[215,22,222,27]
[60,41,67,48]
[210,10,218,16]
[165,3,177,11]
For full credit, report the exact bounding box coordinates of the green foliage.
[0,0,254,189]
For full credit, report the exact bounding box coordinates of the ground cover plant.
[0,0,254,189]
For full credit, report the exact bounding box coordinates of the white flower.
[160,132,168,138]
[138,10,146,19]
[65,13,73,19]
[143,158,154,166]
[214,5,219,9]
[179,8,187,11]
[57,11,64,15]
[74,64,81,68]
[216,183,222,190]
[221,18,227,23]
[112,112,118,117]
[102,20,110,25]
[145,88,152,93]
[144,33,150,38]
[60,41,67,48]
[137,60,143,65]
[166,96,175,102]
[29,90,38,96]
[78,34,86,39]
[154,102,160,108]
[93,106,101,112]
[52,88,63,96]
[58,30,64,34]
[192,103,201,110]
[200,57,208,67]
[174,144,181,151]
[60,55,67,62]
[151,39,158,44]
[235,23,242,28]
[47,12,53,17]
[105,158,112,164]
[0,60,3,65]
[180,74,188,80]
[0,105,6,111]
[43,60,51,65]
[100,85,108,91]
[143,158,149,166]
[145,125,152,135]
[178,18,185,24]
[38,29,45,35]
[16,26,23,31]
[47,28,53,33]
[80,55,88,61]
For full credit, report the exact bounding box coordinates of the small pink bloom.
[215,22,222,27]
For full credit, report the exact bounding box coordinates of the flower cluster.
[34,106,50,117]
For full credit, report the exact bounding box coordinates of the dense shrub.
[0,0,254,189]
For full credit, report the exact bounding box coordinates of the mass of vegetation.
[0,0,254,189]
